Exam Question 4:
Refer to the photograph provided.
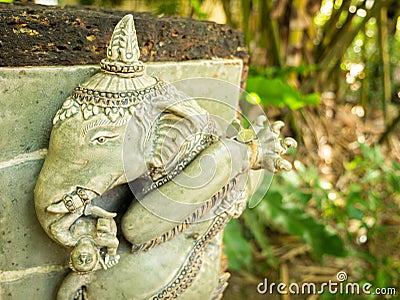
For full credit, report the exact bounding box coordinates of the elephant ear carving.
[145,89,218,182]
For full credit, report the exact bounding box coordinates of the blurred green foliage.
[224,144,400,293]
[244,65,320,110]
[224,164,347,273]
[245,76,320,109]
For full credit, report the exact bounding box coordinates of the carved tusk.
[46,200,70,214]
[89,206,117,218]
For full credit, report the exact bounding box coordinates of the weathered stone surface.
[0,66,98,162]
[0,160,70,270]
[1,270,68,300]
[0,2,248,86]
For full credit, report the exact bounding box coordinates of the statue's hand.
[231,116,296,173]
[251,117,297,172]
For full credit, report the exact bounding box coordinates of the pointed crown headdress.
[100,14,144,77]
[70,14,166,109]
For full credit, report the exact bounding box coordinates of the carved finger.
[275,138,287,155]
[282,137,297,150]
[271,120,285,134]
[275,158,293,171]
[255,115,267,127]
[251,115,267,134]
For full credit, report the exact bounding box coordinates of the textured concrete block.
[0,160,69,270]
[1,270,68,300]
[0,66,98,162]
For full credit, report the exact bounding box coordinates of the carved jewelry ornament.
[34,14,296,299]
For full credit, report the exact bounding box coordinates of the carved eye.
[96,136,107,144]
[91,134,119,145]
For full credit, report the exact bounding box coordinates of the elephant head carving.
[34,14,296,299]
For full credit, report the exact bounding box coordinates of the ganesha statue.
[34,14,296,299]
